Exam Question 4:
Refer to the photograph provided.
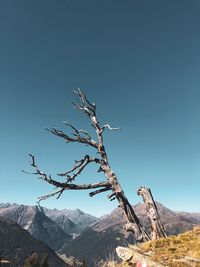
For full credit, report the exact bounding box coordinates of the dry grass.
[105,226,200,267]
[140,226,200,266]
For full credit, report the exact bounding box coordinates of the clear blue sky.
[0,0,200,217]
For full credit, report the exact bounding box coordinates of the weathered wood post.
[137,186,167,240]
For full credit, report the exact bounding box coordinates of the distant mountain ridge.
[60,202,200,266]
[0,202,98,250]
[93,202,200,235]
[43,206,99,233]
[0,216,68,267]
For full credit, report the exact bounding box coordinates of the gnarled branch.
[46,127,98,148]
[25,154,111,201]
[73,88,96,118]
[57,155,101,182]
[89,187,111,197]
[37,188,65,203]
[100,124,121,134]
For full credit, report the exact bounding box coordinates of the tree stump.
[137,186,167,239]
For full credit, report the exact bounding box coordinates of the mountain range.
[60,202,200,266]
[0,203,98,253]
[0,202,200,266]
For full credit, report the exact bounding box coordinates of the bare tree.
[25,89,150,242]
[137,186,167,239]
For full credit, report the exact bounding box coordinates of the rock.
[116,246,133,261]
[116,246,165,267]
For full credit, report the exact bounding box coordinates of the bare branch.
[62,181,110,190]
[46,127,98,148]
[36,180,111,203]
[37,188,65,203]
[72,89,106,150]
[78,129,92,140]
[89,187,111,197]
[73,88,96,117]
[100,124,121,134]
[27,154,110,190]
[63,121,80,135]
[57,155,101,182]
[107,192,117,201]
[107,192,116,199]
[27,154,64,187]
[63,121,97,146]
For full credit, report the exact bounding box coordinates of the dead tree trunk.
[137,186,167,239]
[25,89,150,242]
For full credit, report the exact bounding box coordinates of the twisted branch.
[25,154,111,201]
[46,127,98,148]
[100,124,121,134]
[57,155,101,182]
[89,187,111,197]
[73,88,96,117]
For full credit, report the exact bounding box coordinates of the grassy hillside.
[104,226,200,267]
